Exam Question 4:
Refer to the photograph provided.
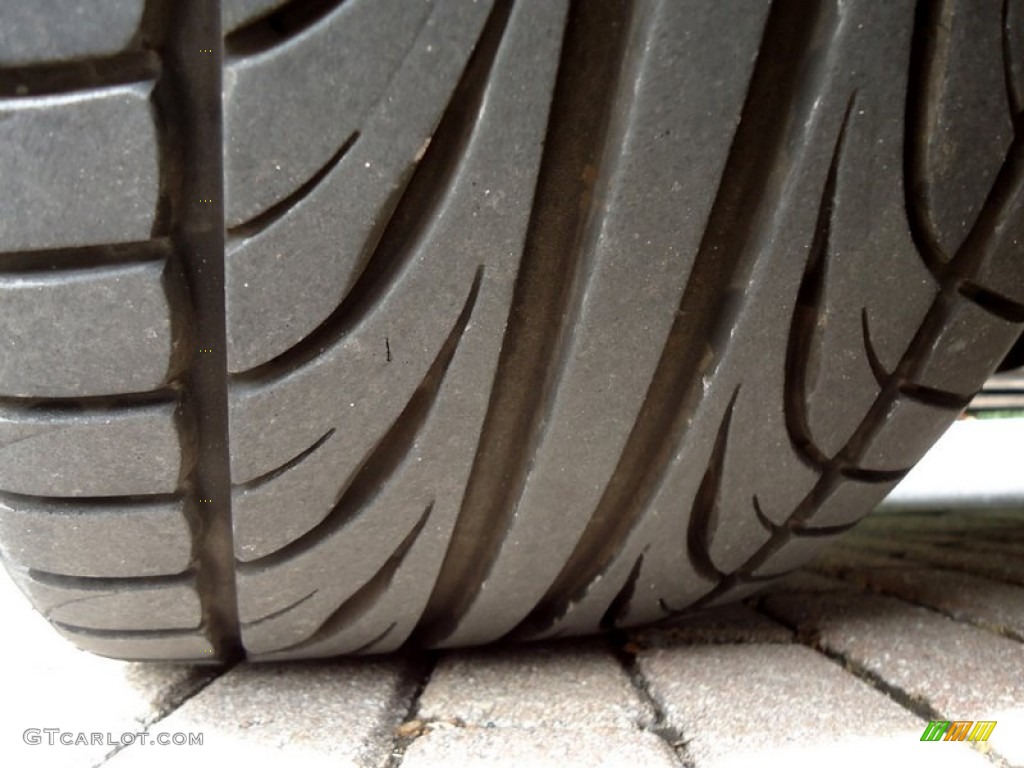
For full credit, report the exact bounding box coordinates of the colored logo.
[920,721,996,742]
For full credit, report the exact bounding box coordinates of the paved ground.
[1,507,1022,768]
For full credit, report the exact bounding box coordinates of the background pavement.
[1,505,1021,767]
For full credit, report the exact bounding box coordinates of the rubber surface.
[0,0,1022,661]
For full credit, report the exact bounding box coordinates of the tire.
[1,0,1021,662]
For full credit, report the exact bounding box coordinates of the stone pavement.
[1,508,1022,768]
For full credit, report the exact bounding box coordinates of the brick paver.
[105,659,418,768]
[818,560,1024,639]
[401,726,679,768]
[844,532,1024,585]
[811,541,918,572]
[0,571,215,768]
[636,643,990,767]
[3,507,1022,767]
[417,641,653,730]
[762,590,1024,765]
[855,510,1024,540]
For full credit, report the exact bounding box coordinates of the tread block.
[0,403,182,497]
[0,0,144,66]
[1009,0,1024,117]
[232,429,337,561]
[914,0,1013,258]
[752,536,826,579]
[431,0,774,648]
[971,155,1024,307]
[228,0,565,656]
[224,0,492,371]
[915,293,1023,395]
[222,0,435,225]
[0,0,1021,662]
[53,626,214,661]
[7,568,201,630]
[0,83,158,252]
[0,260,176,398]
[0,496,191,577]
[859,395,954,472]
[809,477,899,528]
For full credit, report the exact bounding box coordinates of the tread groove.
[226,131,358,239]
[265,502,432,654]
[838,465,912,483]
[904,0,951,273]
[753,495,779,534]
[677,5,1024,607]
[241,588,318,627]
[415,0,637,646]
[24,568,192,592]
[151,0,242,662]
[959,280,1024,323]
[1003,0,1023,132]
[0,239,169,274]
[686,388,741,582]
[0,390,179,412]
[0,491,179,509]
[225,0,349,57]
[0,51,159,99]
[895,381,971,410]
[782,94,854,471]
[238,268,482,572]
[235,428,335,491]
[790,520,861,537]
[861,308,890,388]
[598,552,645,632]
[231,1,511,383]
[52,623,200,639]
[510,0,832,638]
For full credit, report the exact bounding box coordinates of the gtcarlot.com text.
[23,729,203,746]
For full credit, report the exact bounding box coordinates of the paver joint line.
[3,508,1023,767]
[752,598,943,723]
[608,632,693,768]
[386,652,439,768]
[93,662,235,767]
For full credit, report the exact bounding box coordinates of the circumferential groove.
[149,0,241,662]
[415,0,637,646]
[513,0,830,639]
